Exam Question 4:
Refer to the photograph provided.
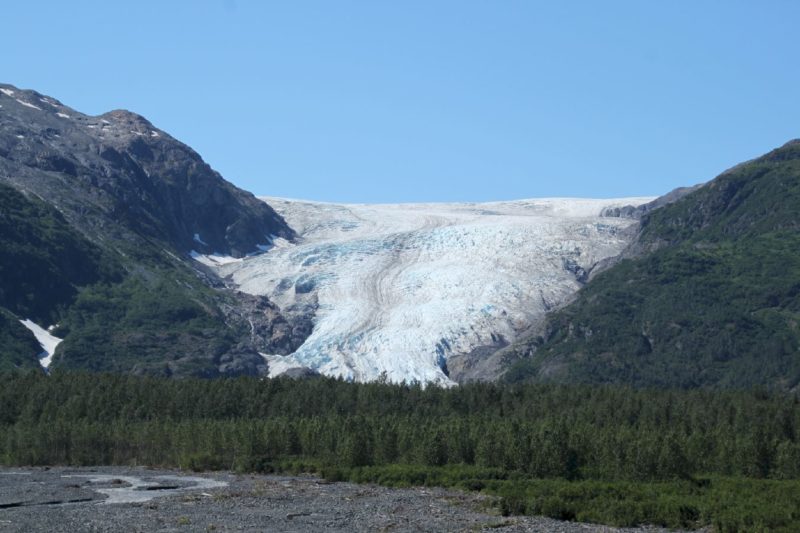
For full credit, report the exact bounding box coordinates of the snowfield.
[19,319,63,370]
[214,197,652,385]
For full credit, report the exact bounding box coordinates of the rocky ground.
[0,467,694,532]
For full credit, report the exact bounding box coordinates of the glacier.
[213,197,653,385]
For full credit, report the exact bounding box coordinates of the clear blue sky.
[4,1,800,202]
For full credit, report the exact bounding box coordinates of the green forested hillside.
[0,183,119,323]
[53,272,258,377]
[0,183,121,369]
[0,183,267,376]
[506,140,800,389]
[0,310,43,371]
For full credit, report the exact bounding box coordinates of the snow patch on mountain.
[190,250,242,267]
[213,197,653,385]
[19,319,62,370]
[15,99,41,110]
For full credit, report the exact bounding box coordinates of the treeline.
[1,372,799,482]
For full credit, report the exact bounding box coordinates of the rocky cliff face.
[0,83,293,257]
[599,185,702,220]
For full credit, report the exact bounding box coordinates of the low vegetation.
[1,372,798,530]
[0,183,120,326]
[54,273,244,376]
[0,182,257,377]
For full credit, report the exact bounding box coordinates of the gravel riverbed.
[0,467,688,532]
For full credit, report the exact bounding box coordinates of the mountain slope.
[0,182,121,370]
[0,84,306,376]
[504,140,800,390]
[214,197,652,384]
[0,182,120,324]
[0,309,46,371]
[0,83,293,257]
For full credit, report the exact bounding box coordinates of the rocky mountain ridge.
[0,83,293,258]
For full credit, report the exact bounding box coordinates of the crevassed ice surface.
[217,197,653,385]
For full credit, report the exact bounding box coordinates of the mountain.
[0,84,308,376]
[0,83,293,256]
[504,140,800,390]
[4,83,797,389]
[207,196,652,384]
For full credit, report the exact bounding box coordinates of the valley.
[1,83,798,391]
[208,196,652,384]
[3,3,800,530]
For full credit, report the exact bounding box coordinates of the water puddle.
[62,474,228,504]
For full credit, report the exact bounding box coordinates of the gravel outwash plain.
[0,467,691,532]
